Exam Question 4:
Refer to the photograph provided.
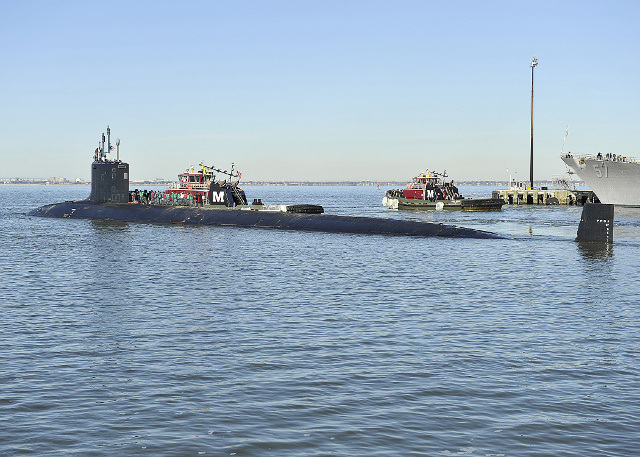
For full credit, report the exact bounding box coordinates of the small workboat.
[383,170,504,211]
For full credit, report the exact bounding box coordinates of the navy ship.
[29,127,504,239]
[562,152,640,206]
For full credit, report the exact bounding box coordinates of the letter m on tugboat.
[210,190,226,204]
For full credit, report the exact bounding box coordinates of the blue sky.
[1,0,639,181]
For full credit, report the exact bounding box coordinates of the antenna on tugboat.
[529,56,538,190]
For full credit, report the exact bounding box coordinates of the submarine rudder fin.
[575,202,614,243]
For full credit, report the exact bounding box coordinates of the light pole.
[529,56,538,190]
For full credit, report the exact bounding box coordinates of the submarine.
[29,127,505,239]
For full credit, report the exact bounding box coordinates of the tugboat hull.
[29,200,504,239]
[384,195,504,211]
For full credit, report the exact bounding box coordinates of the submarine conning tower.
[89,126,130,203]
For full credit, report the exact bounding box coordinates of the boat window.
[189,175,196,182]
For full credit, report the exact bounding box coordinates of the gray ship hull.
[561,155,640,206]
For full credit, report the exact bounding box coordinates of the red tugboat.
[383,170,504,211]
[160,162,324,213]
[164,162,247,206]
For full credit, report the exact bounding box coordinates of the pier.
[492,187,597,205]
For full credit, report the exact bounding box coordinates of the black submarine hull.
[29,200,504,239]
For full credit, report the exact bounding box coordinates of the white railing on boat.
[168,182,210,190]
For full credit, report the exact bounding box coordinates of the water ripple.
[2,185,640,456]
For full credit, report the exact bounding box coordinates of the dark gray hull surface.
[29,200,503,239]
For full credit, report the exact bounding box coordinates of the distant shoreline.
[1,180,583,187]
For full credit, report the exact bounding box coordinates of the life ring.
[188,184,193,189]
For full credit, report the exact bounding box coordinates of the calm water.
[2,184,639,456]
